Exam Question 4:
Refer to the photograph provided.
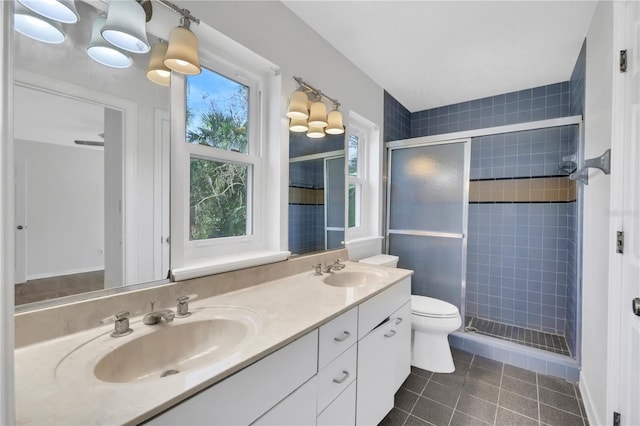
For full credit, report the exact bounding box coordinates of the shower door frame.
[384,116,584,356]
[385,138,471,320]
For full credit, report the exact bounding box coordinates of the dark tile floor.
[380,348,588,426]
[15,270,104,305]
[465,316,571,357]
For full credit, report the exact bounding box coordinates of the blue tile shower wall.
[466,202,571,335]
[288,204,324,254]
[470,127,575,180]
[410,82,570,138]
[384,90,411,142]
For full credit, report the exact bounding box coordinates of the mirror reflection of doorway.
[13,85,123,304]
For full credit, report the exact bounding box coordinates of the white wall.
[15,140,105,279]
[580,2,614,424]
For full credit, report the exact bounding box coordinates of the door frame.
[606,0,638,422]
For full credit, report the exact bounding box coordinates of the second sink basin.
[323,270,388,287]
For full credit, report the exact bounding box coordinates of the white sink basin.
[55,307,261,384]
[323,270,388,287]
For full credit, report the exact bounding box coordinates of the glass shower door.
[387,140,469,312]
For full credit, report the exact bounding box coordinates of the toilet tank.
[358,254,399,268]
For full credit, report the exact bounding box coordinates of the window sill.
[171,250,291,281]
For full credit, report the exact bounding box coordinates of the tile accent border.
[469,177,577,203]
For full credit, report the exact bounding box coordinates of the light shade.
[325,109,345,135]
[14,2,65,44]
[289,118,308,132]
[101,0,150,54]
[308,100,328,128]
[287,90,309,120]
[146,42,171,86]
[87,17,133,69]
[17,0,78,24]
[307,125,325,139]
[164,24,201,75]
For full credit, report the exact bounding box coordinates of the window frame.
[347,127,366,231]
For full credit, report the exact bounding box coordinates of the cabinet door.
[317,381,356,426]
[356,321,394,426]
[391,301,412,392]
[252,376,317,426]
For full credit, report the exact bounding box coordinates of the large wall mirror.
[288,131,345,256]
[13,1,170,307]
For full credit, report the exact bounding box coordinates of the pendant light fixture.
[325,105,345,135]
[146,42,171,86]
[87,16,133,69]
[288,77,344,139]
[308,96,328,128]
[101,0,150,54]
[287,90,309,120]
[164,16,201,75]
[289,118,309,133]
[17,0,78,24]
[14,2,65,44]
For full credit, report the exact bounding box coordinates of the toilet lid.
[411,295,459,318]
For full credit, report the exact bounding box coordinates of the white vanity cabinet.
[356,277,412,426]
[145,277,411,426]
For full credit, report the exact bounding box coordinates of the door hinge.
[620,50,627,72]
[614,411,621,426]
[617,231,624,254]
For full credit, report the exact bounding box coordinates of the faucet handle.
[312,263,323,276]
[100,311,133,338]
[176,294,198,317]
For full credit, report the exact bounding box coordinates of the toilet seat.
[411,295,459,319]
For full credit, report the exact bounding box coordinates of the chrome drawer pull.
[395,317,403,325]
[333,370,350,384]
[334,331,351,342]
[384,330,397,338]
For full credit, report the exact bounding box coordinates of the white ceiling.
[283,1,598,112]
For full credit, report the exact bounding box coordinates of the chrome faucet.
[323,259,346,273]
[143,309,175,325]
[101,311,133,338]
[176,294,198,318]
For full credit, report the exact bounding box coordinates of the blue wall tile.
[384,90,411,142]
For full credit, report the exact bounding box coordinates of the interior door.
[619,1,640,423]
[14,157,26,284]
[387,140,469,312]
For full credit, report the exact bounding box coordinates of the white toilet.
[359,254,462,374]
[410,295,461,373]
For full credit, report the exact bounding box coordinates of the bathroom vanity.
[14,261,412,425]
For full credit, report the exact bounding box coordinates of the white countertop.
[15,261,412,426]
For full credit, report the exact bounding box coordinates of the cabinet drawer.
[358,277,411,339]
[252,376,317,426]
[318,307,358,369]
[317,380,356,426]
[317,343,357,413]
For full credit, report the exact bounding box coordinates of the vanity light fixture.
[87,16,133,69]
[288,77,344,138]
[14,1,66,44]
[146,41,171,86]
[101,0,151,54]
[17,0,79,24]
[164,15,201,75]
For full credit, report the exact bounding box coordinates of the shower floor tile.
[465,316,571,357]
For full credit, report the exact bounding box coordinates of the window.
[186,68,252,241]
[347,131,364,229]
[170,48,287,278]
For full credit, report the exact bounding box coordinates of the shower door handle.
[633,297,640,317]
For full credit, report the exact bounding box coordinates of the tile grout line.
[493,362,504,426]
[536,372,542,426]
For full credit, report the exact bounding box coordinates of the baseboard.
[579,374,601,426]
